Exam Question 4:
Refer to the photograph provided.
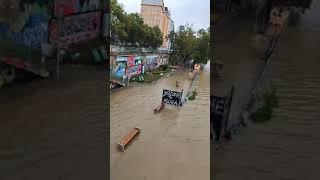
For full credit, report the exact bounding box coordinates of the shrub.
[188,90,197,101]
[264,89,279,108]
[159,64,169,71]
[251,105,273,122]
[251,89,278,123]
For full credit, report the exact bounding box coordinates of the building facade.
[140,0,174,49]
[167,18,174,50]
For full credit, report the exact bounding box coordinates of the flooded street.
[214,1,320,179]
[0,65,107,180]
[110,63,210,180]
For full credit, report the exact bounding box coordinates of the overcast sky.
[117,0,210,31]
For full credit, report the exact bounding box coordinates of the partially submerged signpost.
[162,89,184,107]
[154,89,184,113]
[211,86,235,149]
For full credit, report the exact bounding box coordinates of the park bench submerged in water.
[154,102,165,113]
[117,127,141,151]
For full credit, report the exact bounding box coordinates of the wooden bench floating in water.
[117,127,140,151]
[154,103,165,113]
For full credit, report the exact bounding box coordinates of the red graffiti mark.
[49,21,59,44]
[126,65,142,77]
[2,57,27,69]
[54,0,79,16]
[127,55,134,67]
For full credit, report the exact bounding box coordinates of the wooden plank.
[154,103,165,113]
[117,127,140,151]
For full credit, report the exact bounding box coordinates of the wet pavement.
[0,65,107,180]
[213,1,320,179]
[111,63,210,180]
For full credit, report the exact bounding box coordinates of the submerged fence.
[211,85,235,142]
[186,73,199,97]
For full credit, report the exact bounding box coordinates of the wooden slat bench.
[117,127,141,151]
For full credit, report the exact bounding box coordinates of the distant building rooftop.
[141,0,164,6]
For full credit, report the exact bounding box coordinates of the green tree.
[110,0,163,48]
[193,28,210,64]
[125,13,145,46]
[168,24,209,65]
[151,26,163,48]
[139,25,163,48]
[110,0,127,44]
[173,25,197,64]
[141,25,152,47]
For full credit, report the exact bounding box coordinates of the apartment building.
[140,0,174,49]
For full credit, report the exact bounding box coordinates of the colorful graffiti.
[127,65,142,77]
[110,55,143,84]
[54,0,103,17]
[115,64,126,78]
[127,55,134,67]
[0,1,51,49]
[6,19,48,48]
[110,56,127,82]
[145,55,159,72]
[49,11,101,45]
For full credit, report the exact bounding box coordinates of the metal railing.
[211,85,235,142]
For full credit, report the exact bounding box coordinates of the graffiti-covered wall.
[144,55,159,72]
[0,0,107,63]
[0,0,52,49]
[54,0,105,16]
[110,52,171,86]
[110,46,170,86]
[110,55,144,84]
[49,11,102,46]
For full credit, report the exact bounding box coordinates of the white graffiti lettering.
[50,12,101,45]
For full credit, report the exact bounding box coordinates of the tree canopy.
[110,0,163,48]
[168,25,209,65]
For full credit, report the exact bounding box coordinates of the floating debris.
[118,127,141,151]
[154,102,165,113]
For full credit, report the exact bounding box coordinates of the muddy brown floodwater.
[0,65,107,180]
[110,63,210,180]
[214,1,320,179]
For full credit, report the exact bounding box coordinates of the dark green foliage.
[130,67,170,83]
[158,64,169,71]
[188,90,197,101]
[110,0,163,48]
[168,25,209,65]
[251,89,279,123]
[264,89,279,108]
[251,105,273,123]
